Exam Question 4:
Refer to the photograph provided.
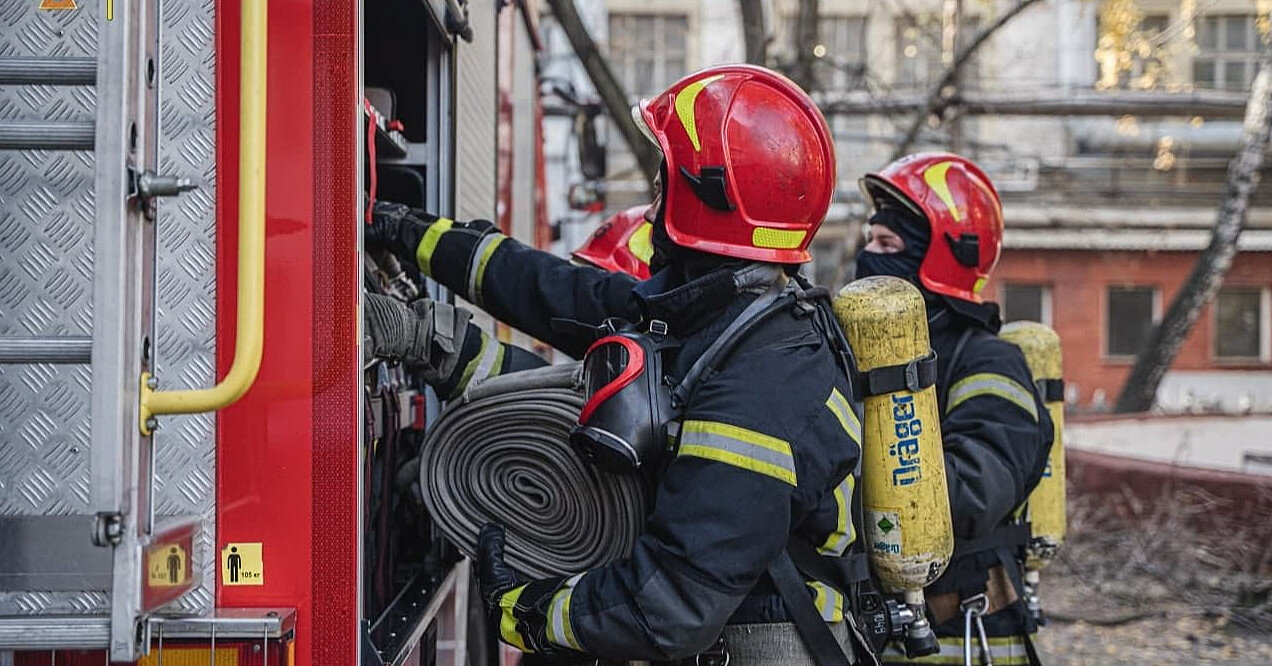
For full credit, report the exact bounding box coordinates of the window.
[1214,288,1269,360]
[778,15,867,90]
[1106,286,1158,357]
[1001,284,1052,325]
[608,14,689,98]
[895,15,981,91]
[1195,15,1261,91]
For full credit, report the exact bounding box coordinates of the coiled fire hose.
[419,362,650,578]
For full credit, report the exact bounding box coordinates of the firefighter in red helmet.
[367,65,878,665]
[857,153,1052,665]
[570,205,654,279]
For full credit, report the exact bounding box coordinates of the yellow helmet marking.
[674,74,726,152]
[626,222,655,265]
[922,161,963,223]
[752,227,807,249]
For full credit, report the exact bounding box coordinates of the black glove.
[363,293,473,383]
[476,523,582,657]
[366,201,439,271]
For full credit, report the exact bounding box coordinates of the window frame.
[1103,284,1161,361]
[1211,286,1272,364]
[1193,14,1262,91]
[607,12,691,100]
[1000,282,1053,327]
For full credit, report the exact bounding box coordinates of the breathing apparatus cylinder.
[833,276,952,658]
[1000,321,1066,620]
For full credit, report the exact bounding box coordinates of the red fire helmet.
[634,65,836,264]
[571,205,654,280]
[860,153,1004,303]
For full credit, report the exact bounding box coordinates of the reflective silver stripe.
[678,420,797,485]
[546,574,584,651]
[946,372,1039,421]
[471,331,502,384]
[807,581,844,622]
[818,473,856,556]
[825,387,862,444]
[467,233,506,305]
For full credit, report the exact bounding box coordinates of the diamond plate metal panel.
[152,0,217,616]
[0,0,218,617]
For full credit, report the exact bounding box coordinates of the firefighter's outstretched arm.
[363,293,547,398]
[940,339,1053,539]
[367,202,640,356]
[475,357,805,661]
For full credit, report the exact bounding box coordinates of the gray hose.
[420,362,650,578]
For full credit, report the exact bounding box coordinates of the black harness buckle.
[696,634,731,666]
[862,351,938,397]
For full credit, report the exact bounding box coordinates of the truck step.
[0,56,96,85]
[0,120,95,150]
[0,335,92,364]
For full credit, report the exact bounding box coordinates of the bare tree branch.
[1115,41,1272,413]
[889,0,1043,161]
[545,0,660,187]
[738,0,769,66]
[790,0,821,92]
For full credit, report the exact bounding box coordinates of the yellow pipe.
[140,0,266,435]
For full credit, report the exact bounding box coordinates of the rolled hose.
[419,362,650,578]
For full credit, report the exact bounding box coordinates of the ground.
[1032,490,1272,665]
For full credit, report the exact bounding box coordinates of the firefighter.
[856,153,1053,665]
[367,65,876,665]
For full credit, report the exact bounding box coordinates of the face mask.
[854,248,922,280]
[570,321,674,474]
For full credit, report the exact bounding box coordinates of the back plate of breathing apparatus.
[570,281,794,475]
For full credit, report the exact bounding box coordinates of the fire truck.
[0,0,550,663]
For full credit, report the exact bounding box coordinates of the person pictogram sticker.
[147,543,187,587]
[221,542,264,586]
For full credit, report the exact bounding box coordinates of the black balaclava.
[854,205,930,281]
[854,199,1001,331]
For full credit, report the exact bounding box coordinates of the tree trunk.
[545,0,660,187]
[791,0,820,92]
[889,0,1042,161]
[1114,42,1272,414]
[738,0,769,66]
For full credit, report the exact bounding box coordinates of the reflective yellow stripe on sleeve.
[415,217,454,277]
[468,233,507,306]
[946,372,1038,422]
[825,388,862,444]
[678,420,797,486]
[545,574,584,651]
[818,473,856,556]
[498,584,531,652]
[450,329,504,399]
[807,581,844,622]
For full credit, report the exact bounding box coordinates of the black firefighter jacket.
[411,216,866,661]
[925,305,1054,639]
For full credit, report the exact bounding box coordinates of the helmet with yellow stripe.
[633,65,836,264]
[859,153,1004,303]
[571,205,654,280]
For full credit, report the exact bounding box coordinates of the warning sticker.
[221,542,264,586]
[147,543,188,587]
[866,510,903,556]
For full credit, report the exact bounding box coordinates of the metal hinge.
[92,511,124,547]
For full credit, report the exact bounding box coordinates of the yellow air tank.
[834,276,952,657]
[1000,321,1066,618]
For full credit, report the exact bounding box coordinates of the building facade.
[537,0,1272,412]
